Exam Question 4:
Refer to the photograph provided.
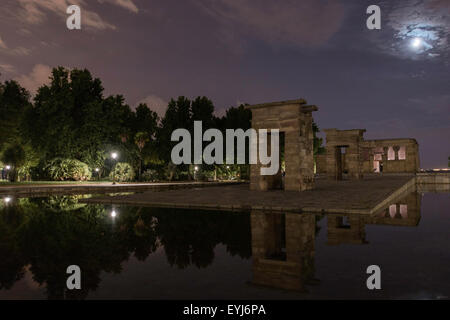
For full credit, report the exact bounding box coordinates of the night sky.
[0,0,449,168]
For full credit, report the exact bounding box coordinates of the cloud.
[0,36,8,50]
[10,47,31,56]
[0,64,16,74]
[99,0,139,13]
[0,34,31,56]
[137,95,168,117]
[15,64,52,95]
[195,0,345,50]
[15,0,116,31]
[373,0,450,61]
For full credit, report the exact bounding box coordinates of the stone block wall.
[323,129,365,180]
[362,139,419,173]
[316,132,420,176]
[250,211,316,291]
[247,100,317,192]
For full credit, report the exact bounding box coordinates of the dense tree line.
[1,66,323,182]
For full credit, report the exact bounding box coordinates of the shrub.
[164,162,178,181]
[110,162,135,182]
[45,158,92,181]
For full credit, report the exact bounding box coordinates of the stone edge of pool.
[80,176,435,215]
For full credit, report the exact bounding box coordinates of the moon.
[411,37,422,49]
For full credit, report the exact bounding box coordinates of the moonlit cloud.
[15,0,116,31]
[195,0,345,50]
[375,0,450,60]
[99,0,139,13]
[15,64,52,95]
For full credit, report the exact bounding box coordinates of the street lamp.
[111,152,118,185]
[5,165,11,181]
[194,166,199,180]
[95,168,100,181]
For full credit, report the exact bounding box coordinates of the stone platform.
[0,181,241,197]
[82,175,415,214]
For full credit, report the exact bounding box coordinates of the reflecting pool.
[0,191,448,299]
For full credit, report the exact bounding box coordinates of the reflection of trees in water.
[0,196,251,299]
[154,209,251,269]
[0,201,28,290]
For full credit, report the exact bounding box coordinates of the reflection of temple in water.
[250,191,422,291]
[250,212,316,291]
[328,192,421,245]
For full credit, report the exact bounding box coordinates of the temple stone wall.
[250,211,316,291]
[369,191,421,226]
[247,99,318,191]
[361,139,419,173]
[316,131,420,177]
[323,129,365,180]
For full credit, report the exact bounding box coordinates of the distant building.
[316,129,419,179]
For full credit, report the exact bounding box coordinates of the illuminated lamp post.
[111,152,118,185]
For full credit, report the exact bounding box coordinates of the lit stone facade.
[316,129,420,179]
[246,99,318,191]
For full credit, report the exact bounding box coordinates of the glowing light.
[194,166,199,171]
[111,152,118,159]
[411,37,422,48]
[95,168,100,172]
[111,210,117,218]
[4,197,12,203]
[5,165,11,170]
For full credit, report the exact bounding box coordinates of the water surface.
[0,191,448,299]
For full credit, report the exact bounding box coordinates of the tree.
[1,144,26,182]
[0,80,31,149]
[313,121,325,156]
[191,96,215,129]
[218,104,252,179]
[157,97,193,179]
[134,132,150,180]
[22,67,135,172]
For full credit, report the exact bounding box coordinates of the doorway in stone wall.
[335,145,348,180]
[373,147,383,173]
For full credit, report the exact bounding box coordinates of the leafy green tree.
[218,104,252,179]
[109,162,135,182]
[0,80,31,148]
[22,67,134,170]
[0,143,26,182]
[221,104,251,132]
[134,132,150,180]
[44,158,92,181]
[313,121,325,156]
[191,96,215,129]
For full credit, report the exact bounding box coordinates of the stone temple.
[246,99,420,191]
[246,99,317,192]
[316,129,420,180]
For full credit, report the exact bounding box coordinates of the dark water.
[0,191,448,300]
